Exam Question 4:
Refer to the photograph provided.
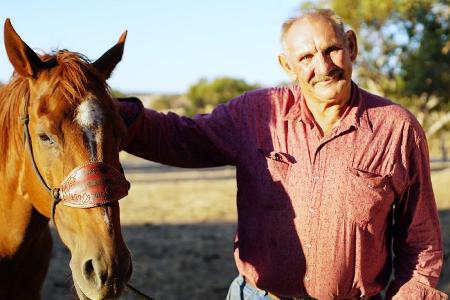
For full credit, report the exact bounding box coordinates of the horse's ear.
[4,18,43,78]
[93,31,127,80]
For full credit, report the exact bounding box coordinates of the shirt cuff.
[116,97,144,150]
[387,278,448,300]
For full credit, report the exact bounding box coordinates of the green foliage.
[150,94,183,111]
[186,77,260,115]
[110,88,126,98]
[400,3,450,110]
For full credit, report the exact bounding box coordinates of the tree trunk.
[426,112,450,138]
[440,132,448,162]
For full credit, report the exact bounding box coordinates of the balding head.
[281,9,346,51]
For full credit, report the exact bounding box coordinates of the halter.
[20,97,130,224]
[20,97,154,300]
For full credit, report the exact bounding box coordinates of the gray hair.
[281,8,346,49]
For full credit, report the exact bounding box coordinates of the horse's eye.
[38,134,55,145]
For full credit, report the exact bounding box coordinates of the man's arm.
[387,128,447,300]
[117,95,244,168]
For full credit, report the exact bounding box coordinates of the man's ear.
[278,53,297,81]
[345,30,358,62]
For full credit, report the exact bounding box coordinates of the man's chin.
[313,88,340,100]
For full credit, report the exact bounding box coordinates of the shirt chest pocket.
[345,166,394,230]
[257,149,295,209]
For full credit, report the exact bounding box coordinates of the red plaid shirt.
[120,83,446,300]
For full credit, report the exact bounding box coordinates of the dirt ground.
[42,157,450,299]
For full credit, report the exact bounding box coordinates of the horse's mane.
[0,50,109,170]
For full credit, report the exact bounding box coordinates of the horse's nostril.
[83,259,94,278]
[82,258,107,287]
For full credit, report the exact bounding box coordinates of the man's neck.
[304,96,350,137]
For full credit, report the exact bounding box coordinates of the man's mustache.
[311,69,343,85]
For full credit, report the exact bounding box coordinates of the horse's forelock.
[48,51,108,105]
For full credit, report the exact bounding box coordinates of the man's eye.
[300,55,312,63]
[327,47,341,54]
[39,134,55,145]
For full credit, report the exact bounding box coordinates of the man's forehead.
[289,15,340,38]
[285,15,343,50]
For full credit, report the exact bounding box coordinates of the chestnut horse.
[0,19,132,299]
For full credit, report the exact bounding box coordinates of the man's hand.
[115,97,144,150]
[116,97,143,127]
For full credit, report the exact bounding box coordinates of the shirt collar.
[284,82,373,133]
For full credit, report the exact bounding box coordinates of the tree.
[150,94,189,114]
[186,77,260,115]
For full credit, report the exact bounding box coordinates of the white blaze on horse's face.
[75,98,113,228]
[75,98,104,161]
[75,98,104,128]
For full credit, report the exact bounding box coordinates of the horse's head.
[3,19,132,299]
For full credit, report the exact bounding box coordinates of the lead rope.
[125,283,155,300]
[21,102,155,300]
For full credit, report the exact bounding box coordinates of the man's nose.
[315,53,334,75]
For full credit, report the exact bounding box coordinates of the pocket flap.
[348,166,389,189]
[258,148,296,165]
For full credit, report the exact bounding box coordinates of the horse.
[0,19,133,299]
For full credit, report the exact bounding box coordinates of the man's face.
[279,15,357,105]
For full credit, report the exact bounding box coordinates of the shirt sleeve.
[118,95,245,168]
[387,128,447,300]
[386,278,448,300]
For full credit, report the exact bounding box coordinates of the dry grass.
[432,168,450,294]
[432,168,450,209]
[120,167,237,225]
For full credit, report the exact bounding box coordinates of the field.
[42,156,450,299]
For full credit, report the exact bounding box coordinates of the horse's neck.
[0,208,50,265]
[0,160,53,261]
[0,170,34,258]
[0,91,49,258]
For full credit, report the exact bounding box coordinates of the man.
[119,8,447,300]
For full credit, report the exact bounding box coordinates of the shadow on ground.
[42,223,238,300]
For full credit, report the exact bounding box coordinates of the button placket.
[306,146,325,296]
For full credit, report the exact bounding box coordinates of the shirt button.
[308,208,315,214]
[305,276,311,281]
[313,176,319,181]
[367,183,373,188]
[306,243,312,248]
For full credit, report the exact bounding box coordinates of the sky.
[0,1,304,94]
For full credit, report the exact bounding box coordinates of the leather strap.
[59,162,130,208]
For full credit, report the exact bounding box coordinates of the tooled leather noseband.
[20,97,130,225]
